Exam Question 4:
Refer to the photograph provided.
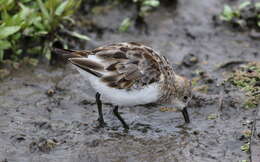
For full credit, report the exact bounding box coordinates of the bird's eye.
[183,96,188,101]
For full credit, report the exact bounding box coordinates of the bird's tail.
[52,48,90,59]
[52,48,103,77]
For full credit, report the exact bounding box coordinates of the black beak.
[182,107,190,123]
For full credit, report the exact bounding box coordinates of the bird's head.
[174,75,192,123]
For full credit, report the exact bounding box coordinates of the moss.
[207,113,218,120]
[228,62,260,109]
[191,77,200,87]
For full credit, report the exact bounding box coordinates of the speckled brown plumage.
[54,42,192,105]
[54,42,192,127]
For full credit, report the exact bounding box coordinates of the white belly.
[75,67,160,106]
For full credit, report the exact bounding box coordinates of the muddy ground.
[0,0,260,161]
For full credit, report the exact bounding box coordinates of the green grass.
[219,1,260,29]
[133,0,160,17]
[0,0,161,61]
[118,0,160,32]
[0,0,82,62]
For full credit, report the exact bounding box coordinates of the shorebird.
[54,42,192,129]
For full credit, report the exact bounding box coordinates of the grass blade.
[0,26,21,39]
[37,0,50,19]
[55,0,69,16]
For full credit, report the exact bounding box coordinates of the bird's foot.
[97,117,107,128]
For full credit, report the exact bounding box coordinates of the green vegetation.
[0,0,162,61]
[0,0,163,62]
[0,0,82,62]
[94,0,160,17]
[241,160,248,162]
[207,114,218,120]
[119,17,132,32]
[191,69,211,94]
[118,0,160,32]
[219,1,260,29]
[133,0,160,17]
[228,62,260,109]
[240,143,250,152]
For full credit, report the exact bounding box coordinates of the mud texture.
[0,0,260,161]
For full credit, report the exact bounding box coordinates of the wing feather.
[53,43,161,90]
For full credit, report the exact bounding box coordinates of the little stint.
[54,42,192,129]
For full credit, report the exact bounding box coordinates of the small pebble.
[193,130,199,135]
[182,53,199,67]
[46,89,55,97]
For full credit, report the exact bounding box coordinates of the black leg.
[95,92,105,127]
[113,106,129,130]
[182,107,190,123]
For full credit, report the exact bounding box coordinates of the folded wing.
[57,43,162,90]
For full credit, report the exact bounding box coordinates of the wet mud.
[0,0,260,161]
